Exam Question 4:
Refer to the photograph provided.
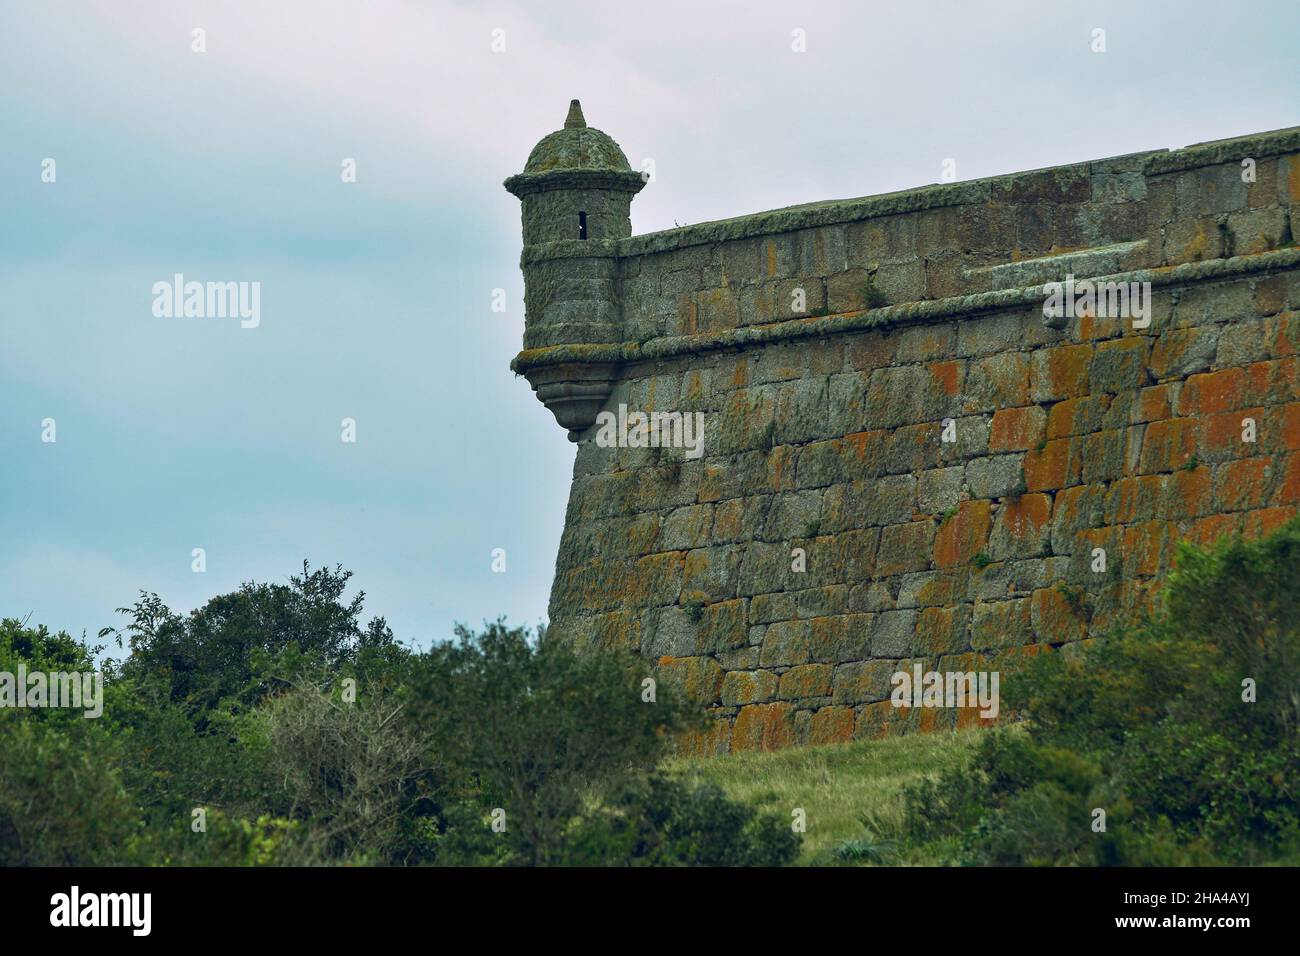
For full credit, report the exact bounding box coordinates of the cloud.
[1,0,1296,648]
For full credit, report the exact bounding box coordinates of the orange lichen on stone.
[1000,493,1052,539]
[933,500,992,569]
[678,717,732,758]
[1030,586,1087,644]
[1135,384,1174,423]
[768,444,796,490]
[854,700,897,740]
[1123,520,1174,576]
[732,701,796,752]
[843,429,884,462]
[1139,419,1197,473]
[1278,455,1300,504]
[1042,344,1092,398]
[809,706,855,745]
[511,114,1300,755]
[1166,466,1212,518]
[1279,403,1300,450]
[1107,474,1165,523]
[657,655,724,704]
[1197,408,1263,459]
[1190,512,1243,547]
[990,406,1046,451]
[928,360,962,396]
[1246,505,1298,537]
[1287,155,1300,203]
[1024,438,1077,491]
[1182,368,1245,415]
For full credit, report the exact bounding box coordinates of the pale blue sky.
[2,0,1297,648]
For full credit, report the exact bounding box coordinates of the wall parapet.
[617,126,1300,258]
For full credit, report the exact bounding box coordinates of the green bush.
[3,579,797,867]
[103,562,398,718]
[566,775,800,866]
[247,674,439,864]
[0,717,140,865]
[408,620,701,865]
[898,518,1300,865]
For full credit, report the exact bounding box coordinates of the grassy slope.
[669,727,989,865]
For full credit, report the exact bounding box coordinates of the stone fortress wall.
[507,103,1300,753]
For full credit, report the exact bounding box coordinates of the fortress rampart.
[507,103,1300,753]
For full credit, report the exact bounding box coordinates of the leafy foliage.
[898,517,1300,865]
[103,562,397,718]
[408,620,700,864]
[2,567,793,867]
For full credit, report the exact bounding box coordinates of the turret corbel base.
[524,362,620,442]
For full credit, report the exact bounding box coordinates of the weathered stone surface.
[732,701,797,751]
[1149,327,1220,380]
[832,659,898,705]
[808,706,856,745]
[657,655,724,704]
[721,669,779,706]
[989,405,1047,452]
[821,475,913,532]
[759,619,811,666]
[808,613,873,662]
[778,663,834,700]
[971,598,1033,650]
[915,604,972,654]
[876,521,936,576]
[966,454,1027,500]
[869,609,918,657]
[917,465,967,514]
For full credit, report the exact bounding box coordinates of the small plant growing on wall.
[1008,473,1029,501]
[1055,581,1087,615]
[863,277,889,309]
[651,446,682,482]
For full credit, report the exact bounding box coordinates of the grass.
[668,726,989,865]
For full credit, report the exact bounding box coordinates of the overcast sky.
[2,0,1297,650]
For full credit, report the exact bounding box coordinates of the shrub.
[0,718,140,865]
[899,518,1300,865]
[103,562,397,717]
[249,674,440,864]
[567,775,800,866]
[409,620,699,865]
[3,578,798,867]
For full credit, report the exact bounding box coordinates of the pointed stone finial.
[564,99,586,129]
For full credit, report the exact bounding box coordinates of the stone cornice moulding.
[510,245,1300,375]
[504,168,648,198]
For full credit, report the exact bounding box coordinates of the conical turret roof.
[521,100,633,174]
